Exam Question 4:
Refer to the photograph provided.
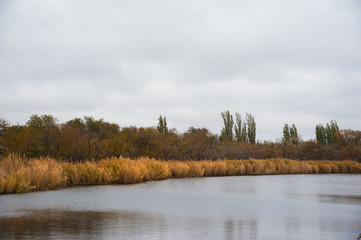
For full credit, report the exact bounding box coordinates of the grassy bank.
[1,154,361,194]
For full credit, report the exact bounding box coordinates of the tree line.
[0,113,360,162]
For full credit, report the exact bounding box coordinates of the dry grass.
[225,160,245,176]
[186,161,205,177]
[1,154,361,194]
[0,154,66,193]
[168,161,190,178]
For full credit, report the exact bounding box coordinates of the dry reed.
[1,154,360,194]
[0,154,66,193]
[168,161,190,178]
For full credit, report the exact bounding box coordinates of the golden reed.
[1,154,360,194]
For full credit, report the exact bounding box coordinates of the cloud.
[0,0,360,140]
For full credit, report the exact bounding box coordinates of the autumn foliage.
[1,115,360,162]
[1,154,360,194]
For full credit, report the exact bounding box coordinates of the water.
[1,174,360,240]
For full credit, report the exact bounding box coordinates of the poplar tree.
[234,112,243,142]
[315,124,326,144]
[325,120,339,144]
[246,113,256,144]
[316,120,339,145]
[283,123,299,145]
[220,110,234,141]
[282,124,290,142]
[157,115,168,134]
[290,124,299,145]
[241,121,247,142]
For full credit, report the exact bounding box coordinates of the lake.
[1,174,360,240]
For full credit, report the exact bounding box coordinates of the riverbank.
[1,154,360,194]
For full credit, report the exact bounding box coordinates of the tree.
[315,124,326,145]
[234,112,244,142]
[0,117,9,154]
[26,114,60,157]
[282,124,290,142]
[290,124,299,145]
[82,116,120,160]
[316,120,339,145]
[181,127,216,160]
[336,129,361,161]
[58,118,88,160]
[111,126,138,158]
[283,123,299,145]
[246,113,256,144]
[325,120,339,144]
[0,124,34,157]
[281,123,298,158]
[241,121,247,142]
[59,117,120,160]
[220,110,234,141]
[157,115,169,134]
[135,127,162,158]
[0,117,9,137]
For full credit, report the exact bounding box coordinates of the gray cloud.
[0,0,360,140]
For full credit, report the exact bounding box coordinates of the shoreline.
[1,155,361,194]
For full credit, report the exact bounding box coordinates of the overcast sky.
[0,0,360,141]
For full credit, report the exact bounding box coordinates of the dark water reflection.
[317,194,361,204]
[0,210,168,240]
[0,175,360,240]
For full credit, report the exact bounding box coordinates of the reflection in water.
[224,220,258,240]
[0,175,360,240]
[317,194,361,205]
[0,210,167,240]
[0,210,110,239]
[286,217,300,239]
[0,209,262,240]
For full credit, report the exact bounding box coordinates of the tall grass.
[0,154,66,193]
[1,154,361,194]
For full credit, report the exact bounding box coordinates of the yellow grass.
[168,161,190,178]
[0,154,66,193]
[1,154,361,194]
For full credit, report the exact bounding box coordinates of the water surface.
[1,174,360,239]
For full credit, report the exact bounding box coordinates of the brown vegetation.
[1,154,360,194]
[1,115,361,162]
[0,154,66,193]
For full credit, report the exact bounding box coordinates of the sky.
[0,0,360,141]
